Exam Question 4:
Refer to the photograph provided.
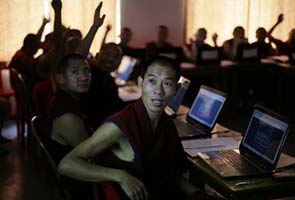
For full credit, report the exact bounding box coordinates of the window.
[185,0,295,46]
[0,0,117,62]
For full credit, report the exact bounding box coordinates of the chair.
[10,68,34,146]
[31,116,72,200]
[0,67,15,115]
[289,50,295,65]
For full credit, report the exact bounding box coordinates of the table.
[188,154,295,200]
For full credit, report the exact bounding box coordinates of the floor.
[0,120,63,200]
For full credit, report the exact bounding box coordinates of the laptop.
[114,55,138,86]
[199,105,290,178]
[236,43,259,62]
[196,46,221,64]
[156,47,183,60]
[165,76,190,116]
[175,85,227,139]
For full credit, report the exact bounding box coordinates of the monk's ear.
[55,73,65,85]
[137,76,143,89]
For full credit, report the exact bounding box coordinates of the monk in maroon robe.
[58,56,205,200]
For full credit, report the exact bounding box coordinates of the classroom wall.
[121,0,185,48]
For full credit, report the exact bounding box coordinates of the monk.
[58,56,207,200]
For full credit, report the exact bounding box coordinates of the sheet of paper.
[277,153,295,169]
[182,137,239,157]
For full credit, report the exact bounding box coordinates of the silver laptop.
[175,85,227,139]
[199,105,290,178]
[165,76,190,116]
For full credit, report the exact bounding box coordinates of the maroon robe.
[100,99,187,199]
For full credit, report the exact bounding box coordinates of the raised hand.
[106,24,112,32]
[43,17,51,25]
[119,171,148,200]
[51,0,62,12]
[212,33,218,44]
[277,13,284,24]
[93,2,106,28]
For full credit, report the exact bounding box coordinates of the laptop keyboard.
[215,150,260,175]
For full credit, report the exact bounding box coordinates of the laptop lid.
[115,55,137,85]
[236,43,259,62]
[156,47,183,60]
[239,105,290,171]
[165,76,190,116]
[187,85,227,131]
[196,46,221,64]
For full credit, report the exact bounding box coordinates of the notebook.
[199,105,290,178]
[175,85,227,139]
[165,76,190,116]
[114,55,138,86]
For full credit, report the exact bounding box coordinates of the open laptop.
[175,85,227,139]
[114,55,138,86]
[156,47,183,60]
[236,43,259,62]
[196,46,221,64]
[165,76,190,116]
[198,105,290,178]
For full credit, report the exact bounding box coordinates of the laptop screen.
[116,55,137,82]
[241,108,289,165]
[156,47,183,60]
[196,46,221,64]
[188,85,226,128]
[167,76,190,112]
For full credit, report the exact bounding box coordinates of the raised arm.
[268,14,284,44]
[100,24,112,51]
[268,14,284,35]
[51,0,63,51]
[212,33,218,47]
[75,2,105,57]
[36,17,51,40]
[47,0,64,92]
[58,123,148,200]
[182,38,196,62]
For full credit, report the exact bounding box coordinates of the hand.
[93,2,106,28]
[43,17,50,25]
[51,0,62,11]
[212,33,218,43]
[277,13,284,24]
[118,171,148,200]
[106,24,112,32]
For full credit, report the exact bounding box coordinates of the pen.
[234,180,263,186]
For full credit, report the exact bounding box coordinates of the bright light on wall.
[43,0,51,36]
[116,0,121,43]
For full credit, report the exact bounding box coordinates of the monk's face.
[60,58,91,94]
[138,64,177,115]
